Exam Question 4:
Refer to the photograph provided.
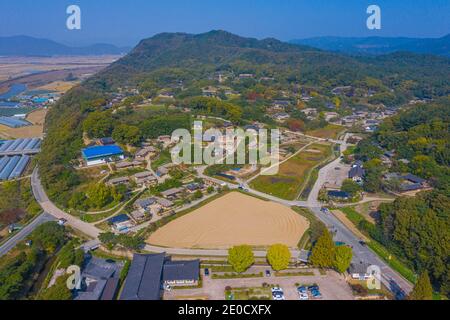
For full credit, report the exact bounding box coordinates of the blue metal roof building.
[0,116,31,128]
[82,145,124,166]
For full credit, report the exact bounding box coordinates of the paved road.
[31,168,100,239]
[144,244,300,258]
[30,130,412,298]
[0,212,55,257]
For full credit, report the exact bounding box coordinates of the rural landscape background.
[0,0,448,304]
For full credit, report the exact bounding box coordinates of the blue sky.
[0,0,449,46]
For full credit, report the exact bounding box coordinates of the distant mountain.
[290,35,450,57]
[86,30,449,97]
[0,35,131,56]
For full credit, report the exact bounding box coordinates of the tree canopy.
[227,245,255,273]
[266,244,291,271]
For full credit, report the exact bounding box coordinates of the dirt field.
[250,143,333,200]
[306,124,345,139]
[0,108,47,139]
[36,80,79,94]
[0,56,120,83]
[148,192,309,249]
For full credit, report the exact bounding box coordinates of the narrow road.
[144,244,299,258]
[0,212,55,257]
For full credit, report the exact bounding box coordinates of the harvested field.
[250,143,333,200]
[148,192,309,249]
[306,124,344,139]
[0,108,47,139]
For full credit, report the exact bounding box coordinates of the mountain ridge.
[0,35,131,56]
[290,35,450,57]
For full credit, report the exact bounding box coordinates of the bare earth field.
[0,56,121,82]
[0,55,121,94]
[306,124,345,139]
[0,108,47,139]
[148,192,309,249]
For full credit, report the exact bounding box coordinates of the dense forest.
[354,98,450,297]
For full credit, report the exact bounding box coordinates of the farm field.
[0,108,47,139]
[306,124,345,139]
[0,56,121,83]
[147,192,309,249]
[250,143,333,200]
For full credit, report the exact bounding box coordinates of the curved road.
[30,132,412,297]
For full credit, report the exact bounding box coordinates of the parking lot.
[164,268,354,301]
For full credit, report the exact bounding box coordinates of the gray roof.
[75,279,108,300]
[161,187,184,197]
[162,259,200,282]
[120,253,165,300]
[349,262,371,274]
[100,278,120,300]
[135,197,156,208]
[156,198,174,207]
[83,257,120,280]
[349,166,365,178]
[134,171,154,179]
[402,174,426,184]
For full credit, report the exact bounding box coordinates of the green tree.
[266,244,291,271]
[341,179,362,197]
[310,229,335,268]
[409,272,433,300]
[112,124,142,146]
[333,246,353,273]
[86,183,114,208]
[228,245,254,273]
[30,222,66,253]
[38,274,72,300]
[82,111,113,138]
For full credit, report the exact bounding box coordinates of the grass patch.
[366,241,417,284]
[293,207,327,250]
[225,286,272,300]
[212,272,263,279]
[341,207,366,226]
[275,271,315,277]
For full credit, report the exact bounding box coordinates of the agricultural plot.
[147,192,308,249]
[250,143,333,200]
[306,124,344,139]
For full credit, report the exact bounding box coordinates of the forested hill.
[86,30,450,98]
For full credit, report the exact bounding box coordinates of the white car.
[298,293,309,300]
[272,293,285,300]
[271,287,283,293]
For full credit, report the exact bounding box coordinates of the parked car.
[265,270,271,277]
[204,268,210,276]
[359,240,366,246]
[298,292,309,300]
[297,286,307,294]
[308,285,319,292]
[271,287,285,300]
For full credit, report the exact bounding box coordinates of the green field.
[250,143,333,200]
